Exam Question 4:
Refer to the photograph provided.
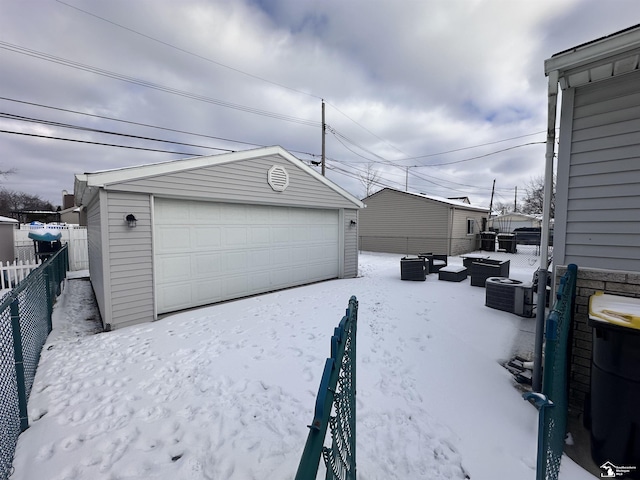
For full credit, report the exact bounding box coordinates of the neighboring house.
[544,25,640,421]
[74,146,363,330]
[0,215,18,263]
[489,212,541,232]
[58,206,81,225]
[359,188,489,256]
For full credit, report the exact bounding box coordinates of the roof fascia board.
[545,27,640,75]
[384,188,489,212]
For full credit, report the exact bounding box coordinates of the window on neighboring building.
[467,219,475,235]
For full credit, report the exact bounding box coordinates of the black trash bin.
[497,234,516,253]
[588,292,640,474]
[400,256,426,281]
[34,240,62,261]
[480,231,496,252]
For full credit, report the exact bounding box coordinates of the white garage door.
[154,198,340,314]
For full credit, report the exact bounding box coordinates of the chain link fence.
[295,296,358,480]
[524,264,577,480]
[0,245,68,480]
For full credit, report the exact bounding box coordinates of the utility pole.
[321,100,326,176]
[488,179,496,217]
[514,186,518,212]
[405,166,409,192]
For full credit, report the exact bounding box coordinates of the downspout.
[532,69,559,393]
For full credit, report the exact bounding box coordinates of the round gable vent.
[268,165,289,192]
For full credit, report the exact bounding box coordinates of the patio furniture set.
[400,254,535,318]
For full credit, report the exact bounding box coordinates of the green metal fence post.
[44,266,53,332]
[9,296,29,432]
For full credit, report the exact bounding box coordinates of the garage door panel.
[157,255,191,281]
[250,226,271,244]
[156,226,191,251]
[194,253,222,276]
[155,198,339,315]
[224,227,248,246]
[194,227,222,249]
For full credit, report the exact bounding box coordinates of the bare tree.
[521,175,555,218]
[0,189,54,217]
[359,163,380,198]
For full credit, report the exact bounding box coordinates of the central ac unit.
[485,277,535,317]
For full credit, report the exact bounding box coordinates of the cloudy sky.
[1,0,640,210]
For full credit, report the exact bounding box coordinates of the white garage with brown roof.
[74,146,363,330]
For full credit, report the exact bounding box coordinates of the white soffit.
[545,25,640,89]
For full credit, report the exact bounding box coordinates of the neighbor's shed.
[0,215,18,263]
[359,188,488,256]
[74,146,363,330]
[544,24,640,420]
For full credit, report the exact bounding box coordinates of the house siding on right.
[555,69,640,271]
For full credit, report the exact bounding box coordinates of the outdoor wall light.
[350,220,357,226]
[125,214,137,228]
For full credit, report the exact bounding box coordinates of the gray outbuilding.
[359,188,489,256]
[74,146,363,330]
[0,215,18,263]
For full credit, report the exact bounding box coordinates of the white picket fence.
[0,258,42,290]
[14,225,88,272]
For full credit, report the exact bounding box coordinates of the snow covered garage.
[74,146,363,330]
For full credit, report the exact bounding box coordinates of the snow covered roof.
[366,188,489,212]
[0,215,18,223]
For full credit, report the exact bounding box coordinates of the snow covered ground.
[10,251,595,479]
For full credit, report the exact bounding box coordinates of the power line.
[0,41,321,128]
[56,0,323,101]
[52,1,548,168]
[0,96,264,149]
[0,96,320,159]
[0,129,200,155]
[0,112,233,152]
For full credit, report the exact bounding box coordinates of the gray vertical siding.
[106,192,154,329]
[343,209,359,278]
[0,224,14,262]
[558,69,640,271]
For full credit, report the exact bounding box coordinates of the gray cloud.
[1,0,639,209]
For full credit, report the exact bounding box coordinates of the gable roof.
[75,145,363,208]
[364,188,489,212]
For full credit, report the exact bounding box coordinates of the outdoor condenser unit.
[485,277,535,317]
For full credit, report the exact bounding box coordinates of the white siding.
[343,209,359,277]
[115,156,355,209]
[106,192,154,329]
[86,193,106,327]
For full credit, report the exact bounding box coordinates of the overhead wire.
[0,96,320,159]
[0,112,233,152]
[56,0,322,101]
[0,129,200,155]
[0,41,321,128]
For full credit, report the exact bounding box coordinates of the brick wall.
[556,265,640,419]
